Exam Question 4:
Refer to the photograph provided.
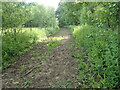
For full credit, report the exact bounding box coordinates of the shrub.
[72,24,119,88]
[45,27,59,36]
[2,27,58,69]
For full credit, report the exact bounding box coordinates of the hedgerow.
[71,24,119,88]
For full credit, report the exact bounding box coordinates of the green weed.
[2,27,58,69]
[47,40,60,51]
[71,24,119,88]
[21,78,32,88]
[45,27,59,36]
[50,79,73,88]
[20,65,25,73]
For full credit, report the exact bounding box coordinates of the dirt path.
[2,29,78,88]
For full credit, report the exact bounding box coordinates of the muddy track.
[2,29,78,88]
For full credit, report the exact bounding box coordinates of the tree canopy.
[56,1,119,29]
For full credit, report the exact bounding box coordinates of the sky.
[25,0,61,10]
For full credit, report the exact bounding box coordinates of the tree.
[56,1,119,29]
[25,4,58,28]
[2,2,31,30]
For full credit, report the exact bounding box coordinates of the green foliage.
[45,27,59,36]
[20,65,25,73]
[56,2,119,29]
[2,27,59,69]
[22,78,32,88]
[2,2,59,69]
[47,40,60,51]
[2,28,58,69]
[2,1,60,69]
[57,2,119,88]
[25,4,58,28]
[50,79,73,88]
[56,2,81,27]
[71,24,119,88]
[30,52,41,56]
[2,2,31,29]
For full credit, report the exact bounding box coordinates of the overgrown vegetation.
[3,28,47,69]
[1,0,120,88]
[57,1,119,88]
[71,24,119,88]
[57,1,119,29]
[2,2,59,69]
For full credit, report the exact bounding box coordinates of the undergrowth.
[69,24,119,88]
[45,27,59,36]
[2,27,59,69]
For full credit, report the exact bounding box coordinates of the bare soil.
[2,29,78,88]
